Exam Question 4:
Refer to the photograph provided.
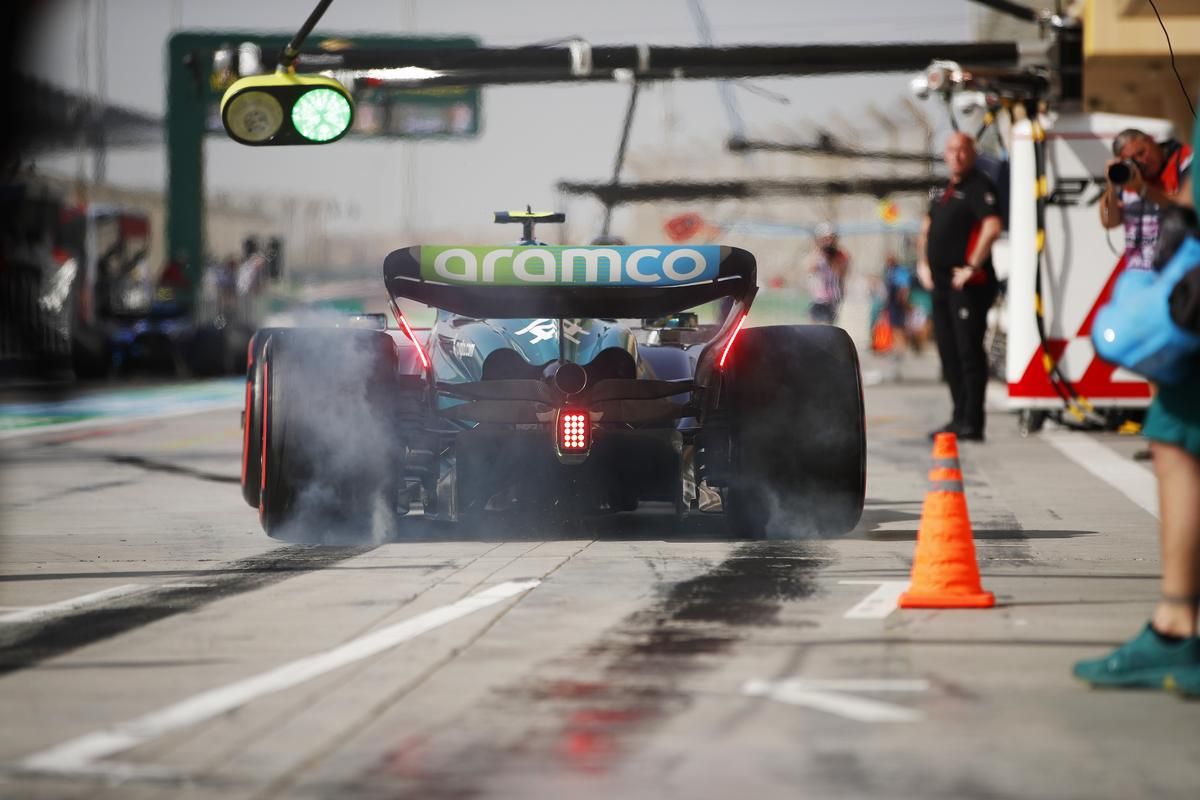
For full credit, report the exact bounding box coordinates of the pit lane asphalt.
[0,357,1197,800]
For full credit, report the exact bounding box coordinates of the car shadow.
[860,528,1099,542]
[378,506,740,544]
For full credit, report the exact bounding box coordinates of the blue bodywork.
[427,312,652,419]
[428,312,642,381]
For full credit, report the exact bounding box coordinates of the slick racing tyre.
[240,328,282,508]
[259,329,402,540]
[725,324,866,538]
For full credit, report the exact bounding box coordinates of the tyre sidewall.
[259,329,402,538]
[241,328,279,508]
[726,324,866,537]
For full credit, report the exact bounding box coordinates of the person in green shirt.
[1073,117,1200,696]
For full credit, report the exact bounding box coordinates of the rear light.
[718,313,748,369]
[393,305,430,370]
[557,408,591,456]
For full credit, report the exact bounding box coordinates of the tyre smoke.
[263,315,403,544]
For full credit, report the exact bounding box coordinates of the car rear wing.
[382,244,756,319]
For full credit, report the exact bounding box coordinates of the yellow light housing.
[220,73,354,146]
[225,90,285,143]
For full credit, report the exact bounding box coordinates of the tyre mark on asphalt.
[966,448,1038,567]
[29,541,516,794]
[0,545,375,676]
[325,541,829,799]
[4,478,139,509]
[869,433,1041,568]
[1,544,507,797]
[19,581,544,788]
[160,540,518,782]
[248,539,595,800]
[105,454,240,484]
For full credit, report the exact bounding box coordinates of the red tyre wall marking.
[259,360,270,523]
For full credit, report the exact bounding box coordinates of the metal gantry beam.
[727,136,942,164]
[285,41,1024,86]
[15,74,162,153]
[168,0,1031,290]
[557,176,943,205]
[965,0,1043,24]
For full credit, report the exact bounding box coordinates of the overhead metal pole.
[93,0,108,184]
[867,104,900,170]
[687,0,745,140]
[900,97,937,182]
[558,176,944,206]
[165,32,208,299]
[727,137,941,163]
[278,0,335,71]
[600,81,640,241]
[965,0,1042,24]
[290,41,1024,81]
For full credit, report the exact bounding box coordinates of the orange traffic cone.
[898,432,995,609]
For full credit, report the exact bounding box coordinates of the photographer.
[1099,128,1193,271]
[808,222,850,324]
[1074,126,1200,695]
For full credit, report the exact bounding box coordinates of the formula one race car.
[239,211,865,540]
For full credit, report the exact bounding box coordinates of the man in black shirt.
[917,132,1004,441]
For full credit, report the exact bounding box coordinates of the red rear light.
[558,409,591,453]
[395,308,430,370]
[718,313,748,369]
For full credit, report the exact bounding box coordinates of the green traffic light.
[291,87,352,142]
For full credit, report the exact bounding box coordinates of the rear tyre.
[240,328,282,507]
[259,329,402,540]
[724,325,866,538]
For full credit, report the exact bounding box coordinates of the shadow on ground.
[862,528,1098,542]
[304,507,741,545]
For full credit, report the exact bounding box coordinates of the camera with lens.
[1107,160,1136,185]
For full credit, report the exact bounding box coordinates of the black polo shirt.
[926,168,1002,291]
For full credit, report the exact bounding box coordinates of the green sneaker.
[1164,667,1200,698]
[1073,624,1200,689]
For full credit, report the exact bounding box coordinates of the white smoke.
[265,313,403,544]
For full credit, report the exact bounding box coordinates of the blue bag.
[1092,235,1200,384]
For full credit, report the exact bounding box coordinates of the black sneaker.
[957,427,985,442]
[927,421,957,441]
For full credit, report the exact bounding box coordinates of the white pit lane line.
[744,678,929,722]
[0,583,212,626]
[1041,431,1158,520]
[0,400,243,440]
[0,585,151,625]
[840,580,908,619]
[16,579,540,778]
